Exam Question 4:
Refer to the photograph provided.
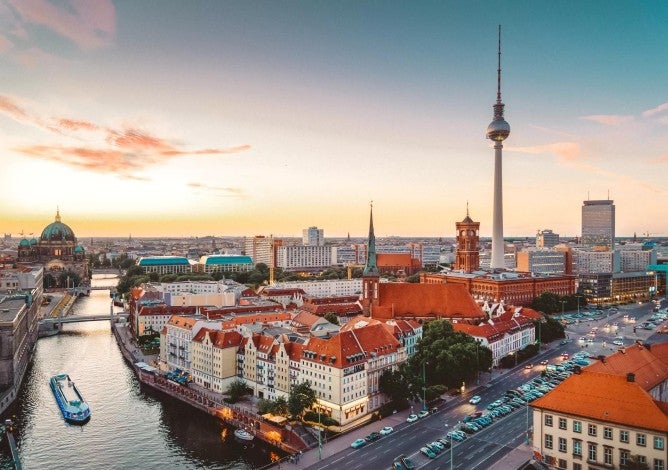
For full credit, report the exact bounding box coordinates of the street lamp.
[444,423,453,470]
[561,300,566,316]
[422,360,427,412]
[525,400,530,444]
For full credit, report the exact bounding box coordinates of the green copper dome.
[40,209,76,242]
[19,238,30,247]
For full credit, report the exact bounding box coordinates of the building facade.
[303,227,324,246]
[582,199,615,250]
[536,229,560,248]
[454,211,480,273]
[516,248,567,274]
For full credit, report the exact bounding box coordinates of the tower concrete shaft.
[491,141,504,269]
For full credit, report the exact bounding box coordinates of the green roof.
[138,256,191,266]
[202,255,252,265]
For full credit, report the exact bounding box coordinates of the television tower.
[486,25,510,270]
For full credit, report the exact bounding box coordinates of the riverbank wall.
[110,323,308,455]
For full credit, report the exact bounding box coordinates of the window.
[638,433,646,446]
[603,427,612,439]
[588,443,597,462]
[655,459,665,470]
[545,414,553,426]
[620,450,629,467]
[573,439,582,456]
[545,434,553,449]
[573,464,582,470]
[573,421,582,433]
[620,430,629,443]
[558,458,567,469]
[604,447,612,465]
[655,436,665,450]
[588,424,597,437]
[558,417,567,430]
[558,437,567,453]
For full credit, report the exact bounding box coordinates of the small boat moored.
[50,373,91,424]
[234,428,254,441]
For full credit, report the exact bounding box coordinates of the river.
[0,275,278,469]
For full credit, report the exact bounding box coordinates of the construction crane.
[346,262,365,280]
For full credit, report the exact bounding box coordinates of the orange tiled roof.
[283,341,303,362]
[193,328,242,349]
[340,317,382,331]
[532,370,668,432]
[586,342,668,391]
[373,283,484,319]
[291,311,324,328]
[167,315,197,329]
[351,323,401,355]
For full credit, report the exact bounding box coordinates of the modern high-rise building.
[486,26,511,270]
[581,200,615,250]
[302,226,324,246]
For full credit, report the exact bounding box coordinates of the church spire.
[363,202,379,276]
[55,206,61,222]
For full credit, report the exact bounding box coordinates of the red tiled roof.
[283,341,303,362]
[377,253,413,267]
[532,370,668,432]
[373,283,484,320]
[192,328,242,349]
[351,323,401,355]
[304,331,365,368]
[586,342,668,391]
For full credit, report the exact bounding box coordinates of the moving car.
[351,438,367,449]
[365,432,381,442]
[380,426,394,436]
[524,363,534,369]
[406,414,418,423]
[417,410,430,419]
[469,395,481,404]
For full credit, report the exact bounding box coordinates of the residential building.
[267,279,362,298]
[243,235,282,266]
[619,247,657,272]
[275,245,331,271]
[303,226,324,246]
[531,343,668,470]
[191,329,243,393]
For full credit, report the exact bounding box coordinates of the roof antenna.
[497,25,502,103]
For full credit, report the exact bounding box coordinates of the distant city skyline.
[1,2,667,238]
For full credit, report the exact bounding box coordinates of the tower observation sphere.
[486,110,510,141]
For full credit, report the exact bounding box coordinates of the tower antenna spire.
[497,24,502,103]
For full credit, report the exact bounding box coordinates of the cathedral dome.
[19,238,30,247]
[40,209,76,242]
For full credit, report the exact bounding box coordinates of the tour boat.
[234,428,254,441]
[50,373,91,424]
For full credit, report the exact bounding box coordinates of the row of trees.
[531,292,588,315]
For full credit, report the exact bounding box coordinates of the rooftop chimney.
[627,373,635,383]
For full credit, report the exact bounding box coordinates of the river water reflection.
[0,275,277,469]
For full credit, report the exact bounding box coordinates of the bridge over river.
[38,313,129,337]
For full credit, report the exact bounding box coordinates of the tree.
[535,317,565,343]
[405,273,421,283]
[408,320,493,389]
[224,379,252,403]
[379,368,415,407]
[288,381,317,418]
[625,455,650,470]
[211,270,225,281]
[323,313,339,325]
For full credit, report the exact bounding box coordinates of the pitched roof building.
[531,343,668,469]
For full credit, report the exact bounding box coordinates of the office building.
[582,200,615,250]
[302,226,324,246]
[536,229,560,248]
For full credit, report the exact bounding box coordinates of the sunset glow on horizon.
[1,2,667,238]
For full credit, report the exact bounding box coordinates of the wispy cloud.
[527,124,576,138]
[507,141,581,162]
[0,94,251,178]
[0,34,13,53]
[7,0,116,50]
[187,182,245,197]
[642,102,668,118]
[580,114,634,126]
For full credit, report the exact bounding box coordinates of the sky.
[1,1,667,239]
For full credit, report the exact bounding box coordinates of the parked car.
[365,432,381,442]
[351,438,367,449]
[469,395,481,405]
[420,447,437,459]
[380,426,394,436]
[406,414,418,423]
[395,454,415,470]
[418,410,430,419]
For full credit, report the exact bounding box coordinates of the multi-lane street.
[306,299,666,470]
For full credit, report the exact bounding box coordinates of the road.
[305,298,666,470]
